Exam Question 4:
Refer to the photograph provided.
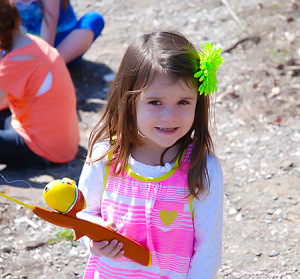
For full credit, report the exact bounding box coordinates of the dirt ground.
[0,0,299,278]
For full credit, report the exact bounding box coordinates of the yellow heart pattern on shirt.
[160,210,178,227]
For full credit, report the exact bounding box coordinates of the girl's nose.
[161,105,176,120]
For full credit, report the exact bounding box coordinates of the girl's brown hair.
[0,0,21,51]
[88,30,214,198]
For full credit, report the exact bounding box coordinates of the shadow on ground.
[0,148,86,189]
[68,58,113,111]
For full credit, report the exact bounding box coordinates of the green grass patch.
[49,228,78,246]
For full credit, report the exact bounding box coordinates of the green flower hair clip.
[194,42,224,96]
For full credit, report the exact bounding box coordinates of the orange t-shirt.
[0,34,79,163]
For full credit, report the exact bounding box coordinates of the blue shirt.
[16,0,77,35]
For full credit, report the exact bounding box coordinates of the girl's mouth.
[156,127,178,132]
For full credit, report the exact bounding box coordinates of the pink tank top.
[84,145,194,279]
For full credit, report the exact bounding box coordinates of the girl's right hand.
[89,219,124,259]
[90,239,124,259]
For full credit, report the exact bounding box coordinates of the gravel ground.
[0,0,299,278]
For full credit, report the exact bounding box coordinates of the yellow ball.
[44,178,77,213]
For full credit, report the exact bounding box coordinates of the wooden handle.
[33,206,151,266]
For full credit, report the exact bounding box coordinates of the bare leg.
[56,29,94,64]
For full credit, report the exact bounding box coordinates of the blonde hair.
[88,31,214,198]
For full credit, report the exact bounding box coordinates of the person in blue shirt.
[15,0,105,64]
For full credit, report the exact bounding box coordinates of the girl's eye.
[149,100,161,105]
[178,100,189,105]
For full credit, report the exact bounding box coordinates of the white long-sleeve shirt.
[78,142,223,278]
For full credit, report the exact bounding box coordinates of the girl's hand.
[90,239,124,259]
[89,220,124,259]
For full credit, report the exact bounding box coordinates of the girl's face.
[135,74,197,155]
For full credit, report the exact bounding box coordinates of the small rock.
[1,246,12,253]
[268,251,280,257]
[229,208,237,215]
[235,214,243,221]
[274,208,282,215]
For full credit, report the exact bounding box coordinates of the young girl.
[14,0,105,64]
[78,30,224,278]
[0,0,79,166]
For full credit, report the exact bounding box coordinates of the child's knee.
[80,11,105,40]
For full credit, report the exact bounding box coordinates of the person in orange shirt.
[0,0,80,167]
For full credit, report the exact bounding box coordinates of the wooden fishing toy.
[0,177,151,267]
